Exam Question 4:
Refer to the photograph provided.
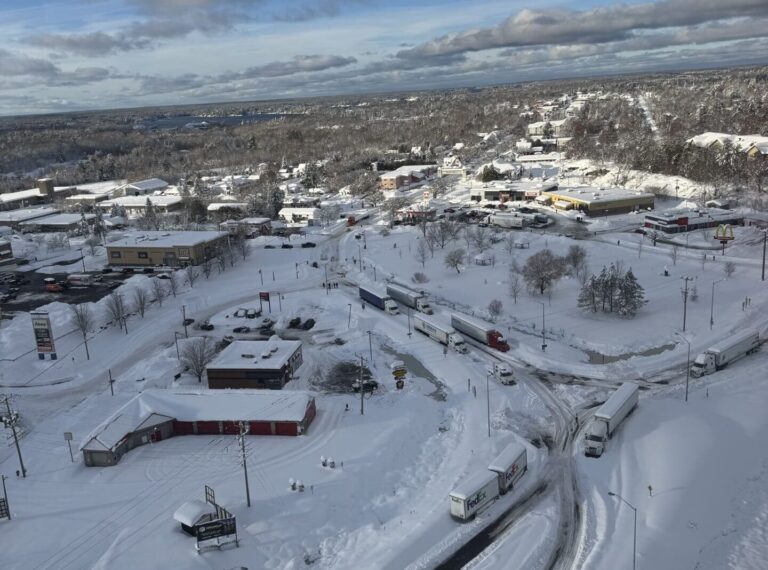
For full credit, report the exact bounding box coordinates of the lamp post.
[710,278,725,330]
[608,491,637,570]
[79,247,86,272]
[258,268,263,286]
[366,330,373,362]
[181,305,188,338]
[347,304,352,328]
[324,264,329,295]
[174,331,184,360]
[537,302,547,351]
[676,332,691,402]
[486,373,492,437]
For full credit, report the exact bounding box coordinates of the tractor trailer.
[449,470,499,521]
[450,313,510,352]
[690,329,760,378]
[413,313,468,353]
[487,213,525,229]
[584,382,639,458]
[488,442,527,494]
[359,285,399,315]
[386,283,433,314]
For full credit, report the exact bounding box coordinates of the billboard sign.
[31,311,56,358]
[195,517,236,542]
[259,291,270,302]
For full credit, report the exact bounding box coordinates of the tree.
[151,278,167,307]
[141,198,160,231]
[522,249,565,294]
[724,261,736,277]
[414,239,429,268]
[132,287,149,318]
[577,275,599,313]
[615,269,645,317]
[502,234,517,255]
[69,304,93,359]
[444,248,466,274]
[105,292,129,332]
[565,245,587,275]
[180,337,217,383]
[201,258,213,279]
[670,245,678,266]
[471,226,491,252]
[383,197,409,226]
[168,271,180,297]
[83,235,101,256]
[186,266,200,288]
[234,237,250,261]
[508,272,522,304]
[488,299,503,321]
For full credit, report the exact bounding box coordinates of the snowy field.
[2,204,768,569]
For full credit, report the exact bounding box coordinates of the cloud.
[30,32,150,57]
[0,48,113,85]
[272,0,369,22]
[397,0,768,59]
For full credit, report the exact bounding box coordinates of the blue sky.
[0,0,766,115]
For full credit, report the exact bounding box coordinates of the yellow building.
[543,187,655,216]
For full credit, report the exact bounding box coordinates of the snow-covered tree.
[522,249,565,295]
[488,299,503,321]
[577,275,599,313]
[615,269,645,317]
[444,248,466,274]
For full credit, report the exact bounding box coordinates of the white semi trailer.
[413,313,468,353]
[449,471,499,520]
[690,329,760,377]
[488,442,527,494]
[386,283,433,314]
[487,212,525,229]
[584,382,639,458]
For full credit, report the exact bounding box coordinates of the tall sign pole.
[237,422,251,507]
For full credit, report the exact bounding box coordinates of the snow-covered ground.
[2,200,768,569]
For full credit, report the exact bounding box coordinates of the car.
[142,267,154,273]
[354,234,362,240]
[246,308,260,319]
[233,326,251,333]
[200,322,214,331]
[106,281,121,289]
[301,242,316,248]
[156,273,171,280]
[234,308,247,318]
[281,244,294,249]
[288,317,301,328]
[264,245,276,249]
[633,228,647,235]
[121,267,135,274]
[260,317,274,327]
[300,318,316,330]
[183,318,195,326]
[444,208,456,213]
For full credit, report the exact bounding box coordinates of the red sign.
[259,292,270,301]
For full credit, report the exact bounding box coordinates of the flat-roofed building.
[0,207,60,230]
[644,208,744,234]
[99,195,183,218]
[106,231,228,267]
[207,340,303,390]
[19,212,95,233]
[543,186,655,216]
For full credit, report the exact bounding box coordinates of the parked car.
[281,243,294,249]
[288,317,301,328]
[246,308,260,319]
[354,234,362,240]
[264,245,276,249]
[301,242,316,248]
[260,317,274,327]
[234,308,247,318]
[300,318,316,330]
[444,208,456,213]
[233,326,251,333]
[200,322,214,331]
[156,273,171,280]
[183,318,195,326]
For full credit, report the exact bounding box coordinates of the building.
[99,195,183,218]
[0,179,76,212]
[18,212,95,234]
[219,217,272,237]
[80,389,317,466]
[207,340,303,390]
[470,179,558,202]
[0,207,61,230]
[541,187,655,216]
[644,208,744,234]
[121,178,169,196]
[379,165,438,190]
[0,239,13,265]
[278,207,321,225]
[438,156,467,179]
[527,119,569,138]
[106,231,228,267]
[207,202,248,214]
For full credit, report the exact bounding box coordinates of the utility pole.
[359,355,365,416]
[367,331,373,363]
[538,302,547,351]
[347,304,352,328]
[108,369,115,395]
[1,474,9,520]
[486,373,491,437]
[710,278,724,330]
[681,276,694,332]
[237,422,251,507]
[182,305,188,338]
[762,230,766,282]
[324,265,329,295]
[2,397,27,478]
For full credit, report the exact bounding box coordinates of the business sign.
[31,311,56,359]
[714,224,734,241]
[195,517,236,542]
[259,291,270,302]
[0,498,8,520]
[392,369,407,379]
[63,432,73,441]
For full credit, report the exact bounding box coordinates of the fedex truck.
[449,471,499,521]
[488,442,527,494]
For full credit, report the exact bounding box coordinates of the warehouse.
[99,195,183,218]
[18,212,95,234]
[0,207,60,230]
[80,389,317,467]
[541,186,655,216]
[207,340,303,390]
[106,231,228,267]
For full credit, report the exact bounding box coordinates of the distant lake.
[137,113,287,130]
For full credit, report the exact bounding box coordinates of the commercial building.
[121,178,169,196]
[539,186,655,216]
[219,217,272,237]
[18,212,95,234]
[644,208,744,234]
[0,179,75,212]
[207,340,303,390]
[106,231,228,267]
[80,389,317,467]
[470,179,558,202]
[0,239,13,265]
[0,207,60,230]
[99,195,184,218]
[379,165,437,190]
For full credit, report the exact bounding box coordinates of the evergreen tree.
[577,275,599,313]
[142,198,159,230]
[616,269,645,317]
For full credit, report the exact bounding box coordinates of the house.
[379,165,438,190]
[121,178,169,196]
[106,231,228,267]
[527,119,569,138]
[278,207,321,225]
[219,217,271,237]
[80,389,317,466]
[99,195,183,218]
[206,340,303,390]
[686,132,768,156]
[438,156,467,179]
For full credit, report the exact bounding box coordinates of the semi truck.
[488,442,527,494]
[386,283,433,314]
[584,382,639,458]
[450,313,510,352]
[492,362,514,384]
[487,213,525,229]
[67,273,100,286]
[690,329,760,378]
[449,470,499,521]
[359,285,399,315]
[413,313,468,353]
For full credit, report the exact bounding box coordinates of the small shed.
[474,253,492,266]
[174,500,217,535]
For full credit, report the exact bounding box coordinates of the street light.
[181,305,188,338]
[347,304,352,328]
[366,330,373,362]
[537,302,547,351]
[710,278,725,330]
[608,492,637,570]
[79,247,86,272]
[174,331,185,360]
[676,332,691,402]
[486,373,492,438]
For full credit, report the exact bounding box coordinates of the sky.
[0,0,767,116]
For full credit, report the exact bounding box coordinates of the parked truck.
[67,273,100,286]
[386,283,433,314]
[359,285,399,315]
[451,313,510,352]
[487,212,525,229]
[449,470,499,521]
[690,329,760,378]
[488,442,527,494]
[492,362,514,384]
[413,313,468,353]
[584,382,639,458]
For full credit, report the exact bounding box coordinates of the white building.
[100,195,183,218]
[278,207,321,225]
[121,178,169,196]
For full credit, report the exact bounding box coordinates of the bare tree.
[522,249,566,295]
[488,299,503,321]
[463,226,474,250]
[186,266,200,288]
[502,234,517,255]
[235,238,250,261]
[508,272,522,304]
[565,245,588,275]
[444,248,466,274]
[414,239,429,268]
[670,245,679,266]
[471,226,491,252]
[168,271,181,297]
[724,261,736,277]
[180,337,217,383]
[201,258,213,280]
[105,292,129,333]
[83,235,101,256]
[69,304,94,359]
[151,278,167,307]
[133,287,149,318]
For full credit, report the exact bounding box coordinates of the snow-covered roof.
[488,442,526,473]
[550,186,654,204]
[207,340,302,371]
[102,195,183,208]
[173,500,216,527]
[686,132,768,151]
[449,470,498,500]
[644,208,741,224]
[124,178,168,192]
[0,188,43,203]
[379,165,436,179]
[0,207,60,222]
[107,231,227,248]
[19,213,95,227]
[207,202,248,211]
[81,389,314,452]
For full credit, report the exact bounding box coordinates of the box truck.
[413,313,468,353]
[488,442,527,494]
[359,285,399,315]
[449,471,500,521]
[451,313,510,352]
[690,329,760,378]
[584,382,639,458]
[386,283,433,314]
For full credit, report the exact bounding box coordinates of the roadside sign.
[63,432,73,441]
[714,224,734,241]
[31,311,56,359]
[196,518,237,542]
[0,498,8,520]
[259,291,270,301]
[392,369,407,379]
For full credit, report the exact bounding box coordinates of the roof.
[449,470,498,500]
[81,389,314,452]
[207,340,302,371]
[379,164,436,179]
[0,188,43,203]
[0,207,60,223]
[125,178,168,192]
[644,208,742,224]
[102,195,183,208]
[174,500,216,527]
[550,186,654,204]
[107,231,227,248]
[488,442,526,473]
[19,213,95,227]
[207,202,248,211]
[595,383,638,420]
[686,132,768,151]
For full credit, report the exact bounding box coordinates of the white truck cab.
[690,353,714,377]
[449,333,469,353]
[584,421,608,457]
[493,362,514,384]
[417,299,433,314]
[384,299,400,315]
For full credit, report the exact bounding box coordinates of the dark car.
[444,208,456,213]
[233,326,251,333]
[121,267,135,274]
[156,273,171,279]
[200,322,214,331]
[288,317,302,328]
[281,243,294,249]
[301,242,316,248]
[183,318,195,326]
[300,318,316,330]
[354,234,362,240]
[265,244,276,249]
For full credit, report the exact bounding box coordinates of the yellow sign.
[714,224,734,241]
[392,369,407,378]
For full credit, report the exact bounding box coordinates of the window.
[110,251,122,258]
[138,251,148,259]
